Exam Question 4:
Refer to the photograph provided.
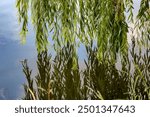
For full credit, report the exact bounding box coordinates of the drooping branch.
[16,0,149,59]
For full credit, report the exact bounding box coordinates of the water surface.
[0,0,36,99]
[0,0,140,99]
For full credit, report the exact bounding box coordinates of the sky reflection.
[0,0,141,99]
[0,0,36,99]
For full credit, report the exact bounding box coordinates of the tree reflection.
[22,40,150,100]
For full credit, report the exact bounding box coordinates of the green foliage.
[127,39,150,100]
[52,42,82,99]
[16,0,143,58]
[18,0,150,100]
[22,43,84,100]
[22,59,36,100]
[83,43,129,99]
[22,39,150,100]
[16,0,29,43]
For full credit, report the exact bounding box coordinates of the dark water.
[0,0,140,99]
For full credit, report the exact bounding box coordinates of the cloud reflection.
[0,88,6,100]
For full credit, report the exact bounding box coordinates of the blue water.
[0,0,36,99]
[0,0,86,100]
[0,0,140,100]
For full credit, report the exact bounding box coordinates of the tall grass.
[22,40,150,100]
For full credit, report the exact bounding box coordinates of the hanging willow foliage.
[16,0,149,59]
[136,0,150,47]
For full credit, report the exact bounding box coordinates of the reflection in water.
[22,42,82,100]
[18,0,149,100]
[0,0,148,100]
[22,41,150,100]
[0,88,6,100]
[0,0,36,99]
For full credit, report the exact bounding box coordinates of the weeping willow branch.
[16,0,29,43]
[135,0,150,47]
[16,0,149,59]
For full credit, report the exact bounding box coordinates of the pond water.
[0,0,140,99]
[0,0,36,99]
